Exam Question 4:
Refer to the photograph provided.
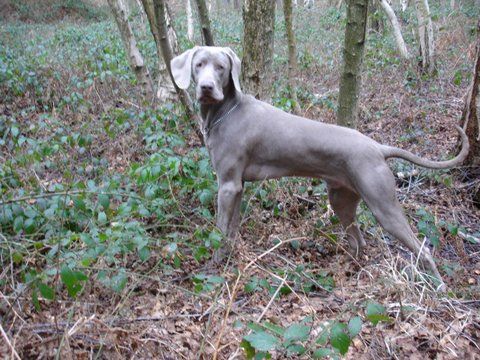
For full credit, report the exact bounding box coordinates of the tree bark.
[194,0,215,46]
[461,20,480,171]
[283,0,301,114]
[151,0,195,118]
[415,0,435,73]
[140,0,176,100]
[108,0,154,97]
[378,0,409,59]
[187,0,194,42]
[242,0,275,100]
[337,0,369,128]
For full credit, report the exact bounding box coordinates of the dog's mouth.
[198,94,223,104]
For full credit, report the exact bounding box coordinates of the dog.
[170,46,469,291]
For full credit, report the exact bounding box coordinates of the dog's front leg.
[213,179,243,263]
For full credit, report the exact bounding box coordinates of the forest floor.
[1,1,480,359]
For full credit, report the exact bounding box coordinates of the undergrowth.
[1,1,479,358]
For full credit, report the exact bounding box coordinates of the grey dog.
[171,46,469,291]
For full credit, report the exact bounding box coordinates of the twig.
[458,231,480,244]
[18,313,206,334]
[211,237,305,360]
[0,322,21,360]
[256,275,287,323]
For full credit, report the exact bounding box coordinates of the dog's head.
[171,46,241,104]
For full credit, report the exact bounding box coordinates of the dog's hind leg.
[354,165,446,290]
[327,184,366,257]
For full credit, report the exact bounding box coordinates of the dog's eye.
[216,65,224,71]
[196,62,202,68]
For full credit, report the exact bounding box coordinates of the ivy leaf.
[365,302,391,325]
[348,316,363,338]
[243,331,280,352]
[98,194,110,210]
[110,270,128,293]
[199,189,214,206]
[313,348,333,359]
[286,344,305,355]
[284,323,310,342]
[330,331,351,355]
[240,339,256,359]
[60,266,87,298]
[138,246,150,261]
[38,283,55,300]
[97,211,107,223]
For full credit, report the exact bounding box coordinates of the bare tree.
[283,0,301,114]
[415,0,435,73]
[194,0,215,46]
[140,0,176,100]
[108,0,154,97]
[377,0,409,59]
[337,0,369,128]
[187,0,194,42]
[139,0,202,142]
[460,20,480,173]
[242,0,275,99]
[151,0,195,117]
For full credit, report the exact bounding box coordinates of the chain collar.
[202,102,239,138]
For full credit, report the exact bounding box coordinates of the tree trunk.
[378,0,409,59]
[337,0,369,128]
[143,0,202,142]
[461,20,480,173]
[135,0,148,32]
[140,0,176,101]
[151,0,195,115]
[194,0,215,46]
[108,0,154,97]
[415,0,435,73]
[283,0,301,114]
[187,0,194,42]
[242,0,275,100]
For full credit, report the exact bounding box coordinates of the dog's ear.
[223,47,242,93]
[170,46,199,89]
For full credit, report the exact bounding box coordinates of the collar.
[202,102,239,138]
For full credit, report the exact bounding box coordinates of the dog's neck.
[200,85,240,131]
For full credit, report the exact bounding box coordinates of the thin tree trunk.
[415,0,435,73]
[152,0,195,118]
[242,0,275,100]
[283,0,301,114]
[187,0,194,42]
[135,0,148,32]
[108,0,154,97]
[378,0,409,59]
[140,0,176,101]
[194,0,215,46]
[461,20,480,170]
[337,0,369,128]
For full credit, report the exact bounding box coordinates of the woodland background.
[0,0,480,358]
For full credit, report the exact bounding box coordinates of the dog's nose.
[200,83,214,92]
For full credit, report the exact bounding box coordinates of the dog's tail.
[381,125,469,169]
